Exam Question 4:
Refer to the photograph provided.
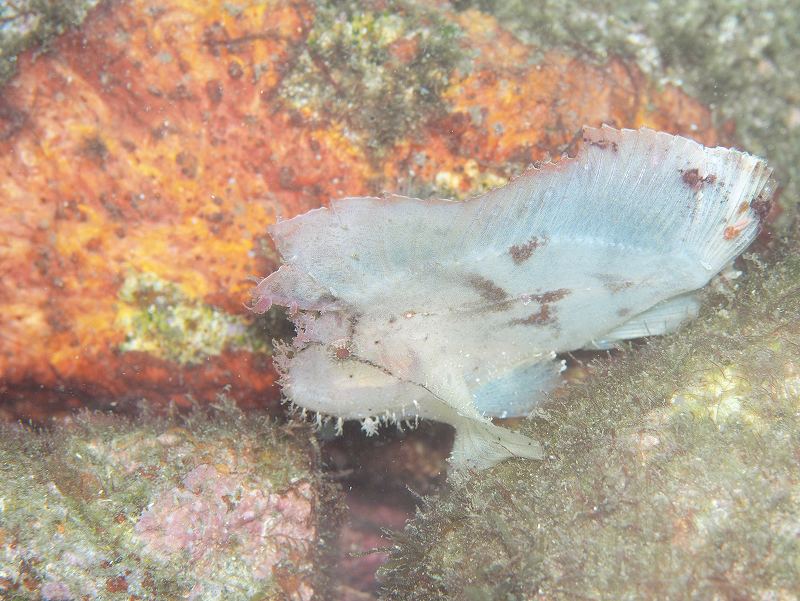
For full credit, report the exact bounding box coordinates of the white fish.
[253,126,774,471]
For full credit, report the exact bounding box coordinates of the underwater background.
[1,0,799,599]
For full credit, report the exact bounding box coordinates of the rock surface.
[0,402,342,600]
[4,1,797,598]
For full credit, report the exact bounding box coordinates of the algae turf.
[279,0,466,157]
[378,228,800,600]
[0,0,101,86]
[115,271,273,365]
[0,400,344,601]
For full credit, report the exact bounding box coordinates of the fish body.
[253,126,774,470]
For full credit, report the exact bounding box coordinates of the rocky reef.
[379,230,800,599]
[0,401,342,600]
[0,0,718,419]
[2,1,798,598]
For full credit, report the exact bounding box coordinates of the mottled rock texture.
[0,402,342,600]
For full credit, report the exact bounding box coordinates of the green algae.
[115,272,270,365]
[456,0,800,226]
[279,0,466,157]
[0,400,341,600]
[0,0,100,86]
[379,230,800,599]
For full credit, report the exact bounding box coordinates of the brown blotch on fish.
[750,188,774,222]
[595,273,635,294]
[509,237,545,264]
[466,274,508,303]
[530,288,571,303]
[723,225,744,240]
[509,305,555,327]
[333,346,351,360]
[605,280,634,294]
[583,136,618,153]
[681,168,717,191]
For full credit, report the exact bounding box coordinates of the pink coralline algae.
[135,464,315,593]
[0,404,339,600]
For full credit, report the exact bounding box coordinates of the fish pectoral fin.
[471,355,565,418]
[585,292,701,350]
